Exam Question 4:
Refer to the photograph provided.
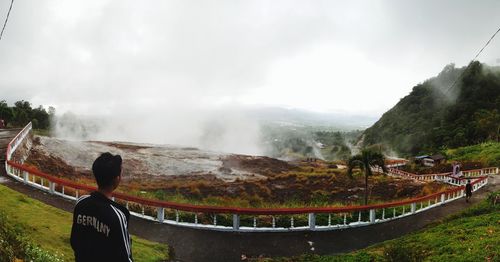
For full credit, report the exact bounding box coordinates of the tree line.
[363,62,500,156]
[0,100,55,129]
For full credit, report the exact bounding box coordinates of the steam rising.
[428,64,462,104]
[53,107,263,155]
[2,0,499,158]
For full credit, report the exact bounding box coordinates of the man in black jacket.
[71,152,133,261]
[465,179,473,203]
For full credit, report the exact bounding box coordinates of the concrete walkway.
[0,129,20,162]
[1,129,498,262]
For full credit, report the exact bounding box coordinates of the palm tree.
[347,149,387,205]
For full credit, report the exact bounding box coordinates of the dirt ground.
[25,138,450,207]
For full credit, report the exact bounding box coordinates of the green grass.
[266,191,500,262]
[446,141,500,167]
[124,170,422,211]
[134,189,351,209]
[0,184,168,262]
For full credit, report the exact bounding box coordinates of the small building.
[414,154,446,167]
[385,158,409,169]
[429,154,446,165]
[414,155,429,165]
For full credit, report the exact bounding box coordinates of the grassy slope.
[269,192,500,262]
[0,184,168,262]
[446,141,500,167]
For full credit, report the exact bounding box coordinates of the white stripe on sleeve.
[76,195,90,205]
[110,205,131,258]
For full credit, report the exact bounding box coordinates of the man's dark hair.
[92,152,122,188]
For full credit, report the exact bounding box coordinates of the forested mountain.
[363,62,500,156]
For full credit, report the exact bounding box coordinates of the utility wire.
[0,0,15,41]
[446,26,500,93]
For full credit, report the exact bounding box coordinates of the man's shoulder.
[74,193,110,211]
[110,201,130,220]
[75,195,93,208]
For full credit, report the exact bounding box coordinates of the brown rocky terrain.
[24,136,451,207]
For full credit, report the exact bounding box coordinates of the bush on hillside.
[0,212,28,261]
[446,142,500,167]
[0,211,62,262]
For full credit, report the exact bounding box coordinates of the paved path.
[0,129,20,161]
[1,129,498,262]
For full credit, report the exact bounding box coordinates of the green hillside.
[446,141,500,167]
[363,62,500,156]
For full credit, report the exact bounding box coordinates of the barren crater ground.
[24,136,450,207]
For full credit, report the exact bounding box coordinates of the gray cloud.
[0,0,499,152]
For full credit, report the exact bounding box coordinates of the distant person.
[0,119,4,128]
[70,153,133,261]
[452,161,461,177]
[465,179,472,203]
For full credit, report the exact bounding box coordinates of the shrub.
[0,211,62,262]
[0,212,28,261]
[488,191,500,205]
[24,244,64,262]
[384,241,427,262]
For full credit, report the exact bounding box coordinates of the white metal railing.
[5,122,32,161]
[3,123,496,232]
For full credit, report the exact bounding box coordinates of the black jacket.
[71,191,133,262]
[465,183,473,195]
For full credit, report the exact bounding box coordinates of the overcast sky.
[1,0,500,117]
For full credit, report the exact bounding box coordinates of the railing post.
[49,181,55,194]
[369,209,376,223]
[157,207,164,223]
[23,171,28,183]
[308,213,316,229]
[411,203,416,214]
[441,193,445,204]
[232,214,240,230]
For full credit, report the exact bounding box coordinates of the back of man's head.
[92,152,122,189]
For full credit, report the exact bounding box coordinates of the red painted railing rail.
[3,122,496,231]
[6,160,489,215]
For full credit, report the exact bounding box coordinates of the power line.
[0,0,15,41]
[446,26,500,93]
